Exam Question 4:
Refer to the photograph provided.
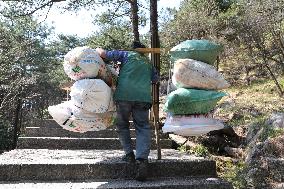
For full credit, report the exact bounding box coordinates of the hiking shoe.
[135,159,148,181]
[122,152,135,163]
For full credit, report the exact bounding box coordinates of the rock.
[247,135,284,160]
[224,147,244,158]
[245,135,284,188]
[266,112,284,129]
[261,135,284,158]
[246,166,269,189]
[246,128,264,149]
[169,134,188,145]
[246,112,284,147]
[245,142,264,164]
[246,123,262,145]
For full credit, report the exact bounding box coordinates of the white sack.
[162,113,224,136]
[48,101,115,133]
[63,46,105,81]
[172,59,230,90]
[70,79,114,113]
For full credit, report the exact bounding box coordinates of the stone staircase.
[0,119,233,188]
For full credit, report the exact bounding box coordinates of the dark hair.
[131,41,146,49]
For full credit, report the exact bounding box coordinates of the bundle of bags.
[48,46,117,133]
[162,39,230,136]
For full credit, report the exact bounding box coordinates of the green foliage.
[177,144,187,153]
[224,0,284,93]
[48,34,86,86]
[0,15,67,142]
[178,144,210,157]
[160,0,223,47]
[87,23,133,50]
[215,0,235,12]
[159,0,237,77]
[160,0,284,95]
[189,144,210,157]
[48,34,86,59]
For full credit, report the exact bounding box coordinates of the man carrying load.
[96,41,159,181]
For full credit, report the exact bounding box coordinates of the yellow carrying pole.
[134,48,162,54]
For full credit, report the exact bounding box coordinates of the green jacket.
[105,50,152,103]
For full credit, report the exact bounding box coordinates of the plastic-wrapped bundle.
[169,39,223,65]
[48,101,115,133]
[162,113,224,136]
[70,79,115,113]
[47,101,73,131]
[172,59,230,90]
[164,88,227,115]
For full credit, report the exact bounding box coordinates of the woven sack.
[70,79,114,113]
[63,46,106,80]
[170,39,223,65]
[164,88,227,115]
[162,113,224,136]
[48,101,115,133]
[66,110,115,133]
[172,59,230,90]
[64,46,118,87]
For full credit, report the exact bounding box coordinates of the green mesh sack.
[164,88,227,115]
[169,39,223,65]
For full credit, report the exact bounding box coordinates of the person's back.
[114,51,152,103]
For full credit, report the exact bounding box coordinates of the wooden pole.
[150,0,161,160]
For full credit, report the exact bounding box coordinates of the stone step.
[22,127,166,138]
[0,149,217,181]
[38,119,158,129]
[17,137,173,150]
[0,177,233,189]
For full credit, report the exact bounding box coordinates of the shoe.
[135,159,148,181]
[122,152,135,163]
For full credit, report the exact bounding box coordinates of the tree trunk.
[248,42,284,97]
[129,0,140,42]
[263,61,284,97]
[13,98,22,149]
[150,0,161,160]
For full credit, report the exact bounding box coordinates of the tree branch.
[4,0,66,18]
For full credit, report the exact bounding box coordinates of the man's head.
[131,41,146,49]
